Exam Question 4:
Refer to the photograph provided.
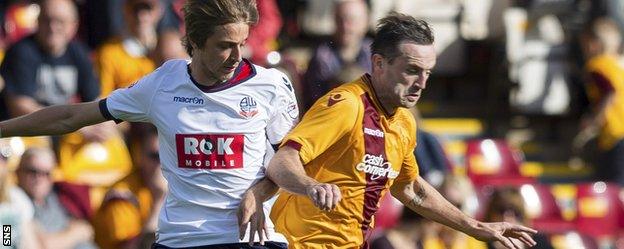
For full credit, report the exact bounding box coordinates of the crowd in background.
[0,0,622,248]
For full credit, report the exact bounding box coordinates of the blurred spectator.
[370,206,426,248]
[504,2,572,115]
[0,0,112,144]
[0,140,42,249]
[422,174,485,249]
[302,0,371,110]
[95,0,163,97]
[244,0,282,66]
[483,188,552,249]
[0,0,100,117]
[152,28,188,65]
[79,0,180,49]
[94,124,166,249]
[409,107,452,187]
[298,0,337,37]
[578,17,624,185]
[16,147,96,249]
[372,175,484,249]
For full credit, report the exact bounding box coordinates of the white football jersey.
[100,59,299,247]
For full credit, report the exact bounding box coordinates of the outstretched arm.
[391,176,538,249]
[0,101,107,138]
[265,146,341,211]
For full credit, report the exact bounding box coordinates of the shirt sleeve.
[101,66,162,123]
[282,89,359,164]
[266,69,299,145]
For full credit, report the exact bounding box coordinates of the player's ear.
[372,54,384,71]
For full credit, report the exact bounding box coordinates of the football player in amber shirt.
[266,13,538,249]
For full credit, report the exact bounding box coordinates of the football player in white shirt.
[0,0,297,248]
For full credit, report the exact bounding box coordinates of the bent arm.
[0,101,107,138]
[266,146,341,210]
[266,146,319,195]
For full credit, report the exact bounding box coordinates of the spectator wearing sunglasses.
[0,142,42,249]
[16,147,96,249]
[95,0,164,97]
[93,124,167,249]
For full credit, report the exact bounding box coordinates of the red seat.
[575,182,624,238]
[465,139,534,187]
[519,183,574,233]
[374,193,403,230]
[369,193,404,240]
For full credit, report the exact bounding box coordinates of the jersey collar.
[361,73,393,117]
[187,59,256,93]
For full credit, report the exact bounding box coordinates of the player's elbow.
[389,181,411,203]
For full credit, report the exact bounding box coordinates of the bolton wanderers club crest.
[239,96,258,118]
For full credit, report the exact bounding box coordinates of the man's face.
[17,155,55,202]
[192,22,249,83]
[36,0,78,56]
[334,1,368,46]
[125,0,162,37]
[374,42,436,110]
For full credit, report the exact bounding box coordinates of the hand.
[237,191,269,245]
[305,183,341,211]
[472,222,537,249]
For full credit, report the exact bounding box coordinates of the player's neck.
[369,75,397,116]
[189,62,226,87]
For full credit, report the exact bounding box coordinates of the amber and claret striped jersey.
[271,74,419,248]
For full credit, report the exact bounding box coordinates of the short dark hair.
[371,12,434,62]
[182,0,258,56]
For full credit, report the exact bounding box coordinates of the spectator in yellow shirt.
[93,124,166,249]
[95,0,163,97]
[578,17,624,185]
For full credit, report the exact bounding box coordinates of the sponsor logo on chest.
[356,154,399,180]
[363,127,384,138]
[175,134,244,169]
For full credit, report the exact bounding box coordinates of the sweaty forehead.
[399,42,436,70]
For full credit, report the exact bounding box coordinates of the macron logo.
[173,96,204,105]
[364,127,384,138]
